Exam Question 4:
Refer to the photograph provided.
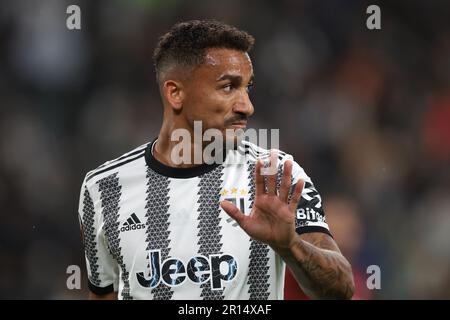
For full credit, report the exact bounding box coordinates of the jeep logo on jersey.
[136,250,238,290]
[121,213,146,232]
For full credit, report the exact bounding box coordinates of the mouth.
[229,121,247,129]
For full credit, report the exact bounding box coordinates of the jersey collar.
[145,139,222,178]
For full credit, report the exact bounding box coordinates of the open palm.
[221,152,304,252]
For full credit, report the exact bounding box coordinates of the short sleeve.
[290,161,332,237]
[78,176,119,295]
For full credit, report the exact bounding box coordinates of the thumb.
[220,200,246,226]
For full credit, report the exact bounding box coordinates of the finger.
[264,150,278,195]
[288,179,305,212]
[279,160,293,203]
[255,160,265,197]
[220,200,248,228]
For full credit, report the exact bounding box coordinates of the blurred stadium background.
[1,0,449,299]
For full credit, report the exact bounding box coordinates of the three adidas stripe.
[121,213,145,232]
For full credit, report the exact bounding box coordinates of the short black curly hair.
[153,20,255,83]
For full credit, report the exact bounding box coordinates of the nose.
[232,90,254,117]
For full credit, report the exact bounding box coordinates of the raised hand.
[220,151,304,252]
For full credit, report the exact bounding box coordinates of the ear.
[162,80,184,111]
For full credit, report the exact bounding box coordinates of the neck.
[154,119,211,168]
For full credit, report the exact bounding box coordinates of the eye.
[222,84,233,93]
[246,83,254,93]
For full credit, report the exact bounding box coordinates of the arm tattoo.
[279,233,355,300]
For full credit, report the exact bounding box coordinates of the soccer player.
[78,20,355,300]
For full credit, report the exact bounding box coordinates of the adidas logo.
[121,213,146,232]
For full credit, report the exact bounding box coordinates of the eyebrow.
[217,74,254,84]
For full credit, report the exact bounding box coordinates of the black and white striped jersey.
[78,139,331,300]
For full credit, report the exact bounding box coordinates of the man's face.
[181,48,255,145]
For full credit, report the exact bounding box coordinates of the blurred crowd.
[0,0,449,299]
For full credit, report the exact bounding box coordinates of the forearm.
[276,235,355,300]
